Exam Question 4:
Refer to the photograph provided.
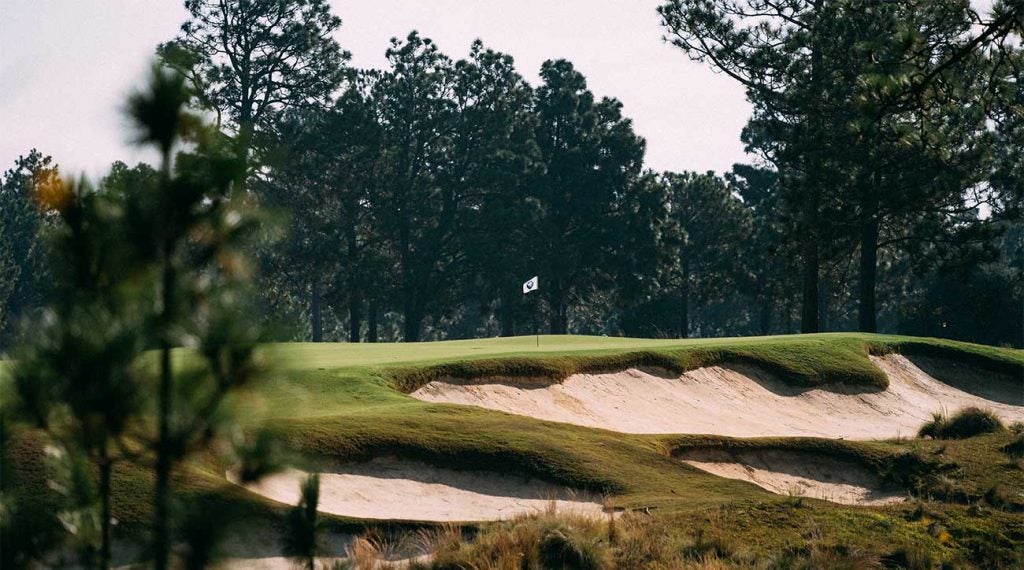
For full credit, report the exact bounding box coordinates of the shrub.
[918,408,1004,440]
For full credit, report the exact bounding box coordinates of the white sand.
[231,457,604,522]
[412,354,1024,439]
[678,448,904,506]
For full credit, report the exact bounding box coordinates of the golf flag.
[522,276,539,294]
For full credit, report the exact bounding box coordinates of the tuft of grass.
[917,412,949,439]
[918,408,1005,440]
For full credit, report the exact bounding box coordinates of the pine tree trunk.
[235,118,254,194]
[818,278,829,332]
[499,293,515,337]
[800,184,821,333]
[679,258,691,338]
[367,301,379,343]
[549,286,567,334]
[759,294,773,335]
[403,298,422,342]
[154,248,175,570]
[310,281,323,343]
[858,207,880,333]
[786,295,796,333]
[348,293,362,343]
[801,0,825,334]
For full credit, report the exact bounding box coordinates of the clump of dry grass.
[344,530,407,570]
[419,506,609,570]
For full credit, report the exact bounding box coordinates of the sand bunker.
[412,354,1023,439]
[232,457,603,522]
[677,448,903,506]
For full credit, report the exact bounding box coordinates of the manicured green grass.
[3,332,1022,565]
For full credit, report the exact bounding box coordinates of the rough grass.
[405,507,996,569]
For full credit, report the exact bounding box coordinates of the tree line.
[2,0,1022,349]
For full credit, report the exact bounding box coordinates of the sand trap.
[231,457,604,522]
[902,354,1023,406]
[677,448,903,506]
[412,354,1024,439]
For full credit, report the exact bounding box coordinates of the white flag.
[522,276,539,294]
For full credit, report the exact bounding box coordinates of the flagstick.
[522,276,540,349]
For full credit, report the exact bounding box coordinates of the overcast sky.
[3,1,749,179]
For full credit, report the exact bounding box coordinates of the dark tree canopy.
[158,0,349,188]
